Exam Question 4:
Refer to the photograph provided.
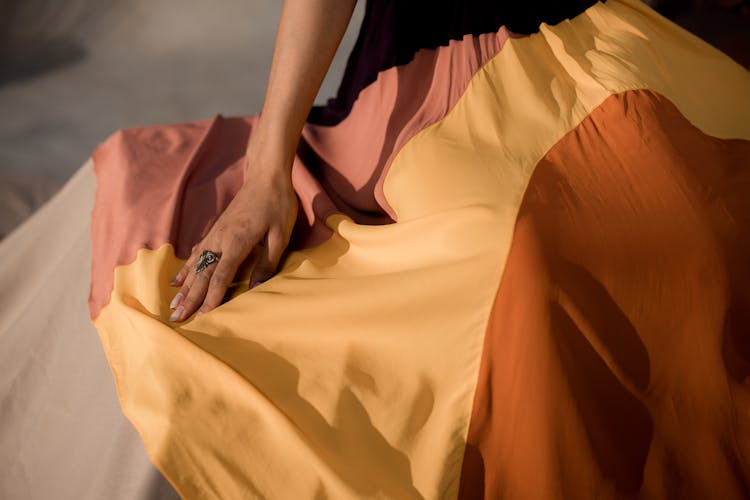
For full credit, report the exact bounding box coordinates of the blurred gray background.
[0,0,747,238]
[0,0,365,237]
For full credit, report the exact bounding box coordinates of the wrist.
[250,112,304,152]
[245,140,294,181]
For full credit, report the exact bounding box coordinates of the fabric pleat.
[88,0,750,497]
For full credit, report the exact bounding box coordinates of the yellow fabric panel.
[94,0,750,498]
[386,0,749,225]
[96,213,502,499]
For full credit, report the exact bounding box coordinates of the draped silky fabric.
[88,0,750,498]
[307,0,599,125]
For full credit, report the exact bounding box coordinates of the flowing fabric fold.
[89,0,750,497]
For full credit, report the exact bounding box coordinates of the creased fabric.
[85,0,750,498]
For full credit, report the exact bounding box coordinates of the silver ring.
[195,249,220,274]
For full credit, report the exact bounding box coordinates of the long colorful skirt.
[88,0,750,497]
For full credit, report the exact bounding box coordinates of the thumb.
[249,229,285,288]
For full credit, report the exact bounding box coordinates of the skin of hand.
[168,0,358,322]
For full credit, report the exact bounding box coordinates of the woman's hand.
[167,0,357,323]
[168,148,298,322]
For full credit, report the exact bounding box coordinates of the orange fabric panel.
[459,89,750,499]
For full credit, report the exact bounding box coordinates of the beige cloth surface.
[0,161,177,499]
[0,173,61,240]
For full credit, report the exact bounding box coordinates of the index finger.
[170,243,202,286]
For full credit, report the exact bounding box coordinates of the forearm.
[249,0,358,174]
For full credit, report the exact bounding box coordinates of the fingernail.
[170,273,182,286]
[169,293,184,310]
[250,280,263,289]
[195,311,203,318]
[169,306,184,322]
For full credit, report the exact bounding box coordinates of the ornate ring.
[195,249,221,274]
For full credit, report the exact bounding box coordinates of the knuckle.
[182,297,197,310]
[202,296,219,309]
[225,233,248,251]
[210,271,228,285]
[182,273,194,285]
